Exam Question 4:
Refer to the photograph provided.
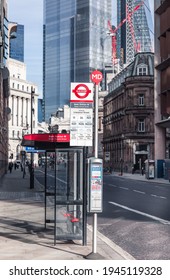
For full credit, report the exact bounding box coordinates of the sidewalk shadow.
[0,216,87,259]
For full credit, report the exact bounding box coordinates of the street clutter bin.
[145,159,155,179]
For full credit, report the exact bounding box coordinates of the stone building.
[154,0,170,177]
[7,20,39,162]
[103,52,155,173]
[49,105,70,134]
[0,0,10,177]
[7,58,38,161]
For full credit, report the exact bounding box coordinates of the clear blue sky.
[8,0,43,96]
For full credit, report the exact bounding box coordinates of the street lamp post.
[30,87,34,189]
[120,134,124,175]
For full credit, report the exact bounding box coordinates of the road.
[103,174,170,222]
[90,174,170,259]
[34,168,170,259]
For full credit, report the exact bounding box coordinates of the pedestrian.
[14,162,17,170]
[20,162,23,171]
[132,165,134,174]
[141,166,144,176]
[8,162,13,173]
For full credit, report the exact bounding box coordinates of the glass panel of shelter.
[54,148,84,242]
[45,151,56,227]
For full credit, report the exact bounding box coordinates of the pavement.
[0,168,168,260]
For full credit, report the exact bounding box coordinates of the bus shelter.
[22,133,87,245]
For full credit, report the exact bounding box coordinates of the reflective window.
[44,0,112,120]
[9,24,24,62]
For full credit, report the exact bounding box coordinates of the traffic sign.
[25,147,45,153]
[90,70,103,85]
[70,83,93,102]
[73,84,91,99]
[70,82,93,146]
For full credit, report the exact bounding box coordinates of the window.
[138,119,145,132]
[12,82,15,88]
[138,94,144,106]
[137,63,148,76]
[138,67,147,75]
[17,84,19,90]
[136,144,147,151]
[98,116,102,131]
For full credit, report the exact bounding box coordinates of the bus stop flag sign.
[90,70,103,85]
[70,83,93,147]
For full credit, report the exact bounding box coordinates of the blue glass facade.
[133,0,154,52]
[43,0,112,120]
[117,0,154,65]
[9,24,24,62]
[38,99,43,123]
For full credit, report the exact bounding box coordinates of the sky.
[7,0,154,98]
[8,0,43,96]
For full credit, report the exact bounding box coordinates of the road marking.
[109,201,170,225]
[109,184,118,188]
[35,169,66,184]
[151,194,167,199]
[133,190,145,194]
[108,183,167,200]
[109,184,129,190]
[119,187,129,190]
[151,194,157,198]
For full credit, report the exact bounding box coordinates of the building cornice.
[155,57,170,71]
[155,0,170,15]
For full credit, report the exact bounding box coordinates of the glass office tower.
[117,0,154,65]
[43,0,112,120]
[9,24,24,62]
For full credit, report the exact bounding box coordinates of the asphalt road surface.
[89,175,170,260]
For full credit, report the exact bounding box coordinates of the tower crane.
[108,2,143,74]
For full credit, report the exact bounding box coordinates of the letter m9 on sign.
[90,70,103,85]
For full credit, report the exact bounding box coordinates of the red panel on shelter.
[23,133,70,143]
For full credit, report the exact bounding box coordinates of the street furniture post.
[86,70,103,259]
[30,87,34,189]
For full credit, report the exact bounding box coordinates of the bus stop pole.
[85,71,103,259]
[93,83,99,254]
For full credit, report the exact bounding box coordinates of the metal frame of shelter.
[22,133,87,245]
